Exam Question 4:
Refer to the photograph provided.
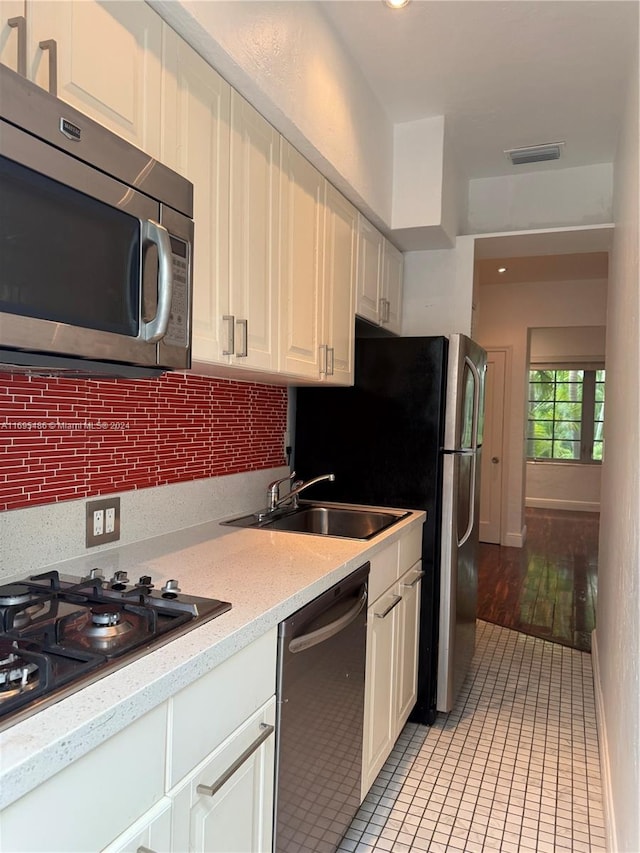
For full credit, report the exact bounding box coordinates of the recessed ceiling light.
[498,267,507,274]
[383,0,411,8]
[504,141,565,166]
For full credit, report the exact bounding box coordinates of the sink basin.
[223,504,411,540]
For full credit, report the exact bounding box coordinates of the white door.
[479,348,507,544]
[28,0,163,158]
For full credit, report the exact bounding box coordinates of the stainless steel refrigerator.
[293,332,486,721]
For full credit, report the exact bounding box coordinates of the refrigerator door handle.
[465,354,482,450]
[458,451,477,548]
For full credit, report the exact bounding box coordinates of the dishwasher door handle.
[288,586,367,654]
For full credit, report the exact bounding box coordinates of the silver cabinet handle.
[136,847,156,853]
[382,298,391,323]
[319,343,328,375]
[38,38,58,96]
[327,346,335,376]
[222,315,235,355]
[235,318,248,357]
[402,570,425,589]
[375,594,402,619]
[7,16,26,77]
[378,297,386,323]
[139,219,173,342]
[196,723,274,798]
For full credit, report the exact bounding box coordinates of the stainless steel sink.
[222,503,410,540]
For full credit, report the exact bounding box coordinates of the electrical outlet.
[93,509,104,537]
[86,498,121,547]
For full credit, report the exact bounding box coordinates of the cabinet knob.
[491,456,500,464]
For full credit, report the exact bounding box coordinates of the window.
[527,368,605,462]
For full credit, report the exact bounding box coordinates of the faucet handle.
[267,471,296,510]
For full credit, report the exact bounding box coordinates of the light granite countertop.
[0,506,425,810]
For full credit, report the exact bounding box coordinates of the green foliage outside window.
[527,368,605,463]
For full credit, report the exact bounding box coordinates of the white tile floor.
[339,620,606,853]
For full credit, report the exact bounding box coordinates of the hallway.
[477,509,599,652]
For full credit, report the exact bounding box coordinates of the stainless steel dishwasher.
[274,562,369,853]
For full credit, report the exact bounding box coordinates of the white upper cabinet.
[356,214,384,326]
[14,0,163,158]
[322,183,357,384]
[382,239,404,335]
[162,26,231,366]
[356,213,404,335]
[163,30,279,372]
[279,140,325,379]
[279,141,356,384]
[228,90,280,371]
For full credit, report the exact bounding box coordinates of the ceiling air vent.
[505,141,565,166]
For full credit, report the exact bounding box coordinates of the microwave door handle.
[140,219,173,343]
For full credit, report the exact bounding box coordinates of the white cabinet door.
[279,139,324,379]
[228,90,280,371]
[0,1,26,75]
[395,563,423,732]
[323,183,357,385]
[356,214,383,325]
[162,26,232,366]
[381,240,404,336]
[362,587,398,798]
[170,699,276,853]
[27,0,162,158]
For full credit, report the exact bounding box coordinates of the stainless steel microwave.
[0,64,193,378]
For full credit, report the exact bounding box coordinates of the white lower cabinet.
[361,531,423,800]
[102,797,173,853]
[169,699,276,853]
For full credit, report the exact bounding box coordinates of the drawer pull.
[196,722,274,798]
[7,16,26,76]
[38,38,58,96]
[375,594,402,619]
[402,570,425,589]
[137,847,156,853]
[222,314,235,355]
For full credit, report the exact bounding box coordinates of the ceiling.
[317,0,638,181]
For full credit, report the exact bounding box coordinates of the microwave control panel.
[164,237,190,348]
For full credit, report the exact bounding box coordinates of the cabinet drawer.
[0,703,167,852]
[368,540,399,603]
[168,629,277,787]
[399,522,423,574]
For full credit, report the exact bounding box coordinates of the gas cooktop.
[0,569,231,731]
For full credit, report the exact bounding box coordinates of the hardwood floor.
[477,508,599,652]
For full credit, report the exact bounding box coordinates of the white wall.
[401,236,476,337]
[592,47,640,853]
[466,163,614,234]
[475,278,607,546]
[526,462,601,512]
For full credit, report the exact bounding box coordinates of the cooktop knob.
[88,568,104,581]
[137,575,153,589]
[110,571,129,590]
[161,579,181,598]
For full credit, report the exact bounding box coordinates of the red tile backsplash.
[0,372,288,511]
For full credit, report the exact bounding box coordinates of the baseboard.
[504,523,527,548]
[591,629,617,853]
[525,498,600,512]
